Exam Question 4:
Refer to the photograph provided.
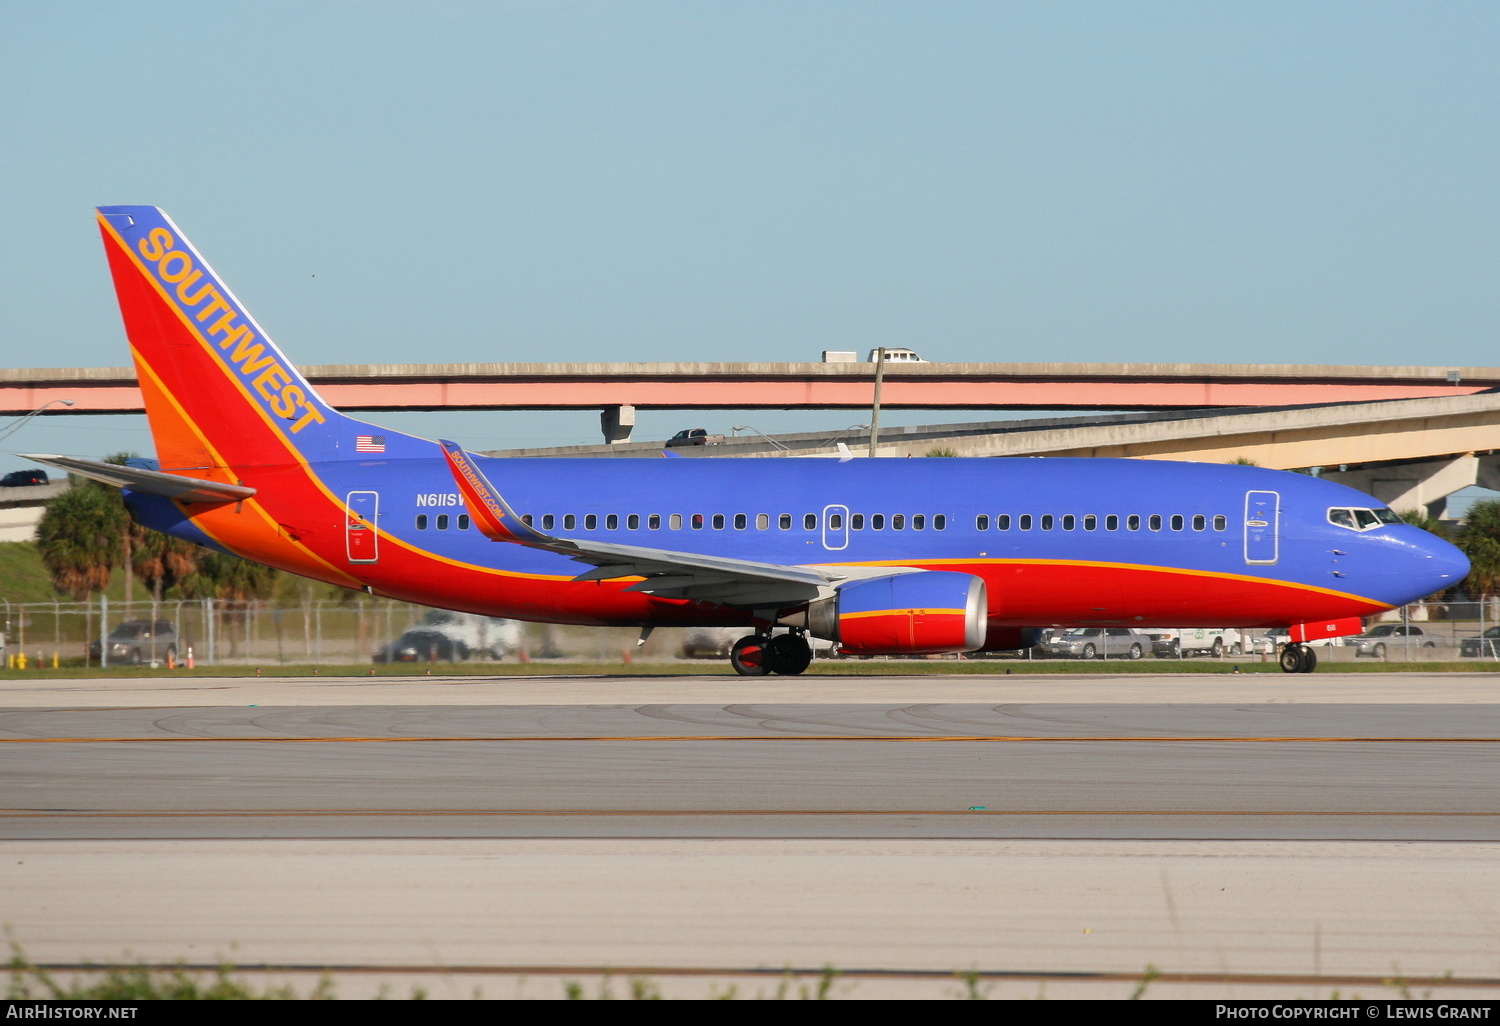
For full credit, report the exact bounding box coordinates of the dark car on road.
[90,620,178,665]
[1347,624,1438,658]
[1462,627,1500,658]
[373,628,469,663]
[0,470,47,487]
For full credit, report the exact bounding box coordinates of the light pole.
[0,399,75,446]
[867,348,887,458]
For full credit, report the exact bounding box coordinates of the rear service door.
[1243,490,1279,565]
[345,491,380,563]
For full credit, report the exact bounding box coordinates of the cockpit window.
[1328,507,1400,531]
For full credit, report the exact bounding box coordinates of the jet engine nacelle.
[807,571,988,655]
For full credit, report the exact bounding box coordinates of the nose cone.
[1398,529,1469,604]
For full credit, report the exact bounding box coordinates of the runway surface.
[4,672,1500,996]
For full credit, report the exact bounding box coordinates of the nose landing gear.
[729,631,813,676]
[1279,643,1318,674]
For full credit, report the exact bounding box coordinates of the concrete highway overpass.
[0,361,1490,420]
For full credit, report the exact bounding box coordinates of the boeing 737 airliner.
[24,207,1470,674]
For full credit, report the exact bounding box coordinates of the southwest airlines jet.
[24,207,1470,675]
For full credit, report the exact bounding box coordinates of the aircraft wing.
[20,454,256,504]
[439,439,866,607]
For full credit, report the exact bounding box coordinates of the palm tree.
[35,481,126,600]
[1457,500,1500,601]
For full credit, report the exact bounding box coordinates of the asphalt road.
[6,673,1500,996]
[4,697,1500,840]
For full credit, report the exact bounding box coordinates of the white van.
[869,348,927,363]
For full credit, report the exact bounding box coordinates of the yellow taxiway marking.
[2,735,1499,744]
[2,809,1497,817]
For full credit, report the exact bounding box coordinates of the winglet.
[438,440,547,544]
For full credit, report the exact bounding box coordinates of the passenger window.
[1084,514,1097,531]
[1105,514,1118,531]
[648,514,661,530]
[627,514,640,530]
[692,514,704,530]
[912,514,925,530]
[892,514,905,530]
[756,513,769,530]
[804,513,817,530]
[1192,514,1205,531]
[734,513,747,530]
[415,514,428,530]
[1127,515,1140,531]
[829,513,844,530]
[1019,514,1032,531]
[1148,515,1162,531]
[1061,515,1075,531]
[541,514,555,530]
[779,514,792,530]
[1170,515,1183,531]
[934,515,945,530]
[585,514,597,530]
[669,514,682,530]
[1041,514,1053,530]
[851,513,864,530]
[871,514,885,530]
[458,515,470,530]
[436,514,449,530]
[521,514,532,526]
[564,514,576,530]
[1213,515,1227,531]
[606,514,619,530]
[712,514,725,530]
[976,515,989,531]
[997,514,1010,531]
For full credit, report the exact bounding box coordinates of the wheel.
[1128,644,1142,660]
[1211,638,1224,657]
[1081,643,1096,660]
[1230,643,1242,656]
[765,633,813,676]
[1423,642,1436,649]
[1373,643,1386,659]
[730,634,771,676]
[1279,644,1316,674]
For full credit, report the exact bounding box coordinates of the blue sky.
[3,1,1499,470]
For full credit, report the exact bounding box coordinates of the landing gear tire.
[765,633,813,676]
[730,635,771,676]
[1279,644,1317,674]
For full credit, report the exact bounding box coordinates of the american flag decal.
[354,435,386,453]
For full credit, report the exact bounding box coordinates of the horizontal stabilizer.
[20,454,256,504]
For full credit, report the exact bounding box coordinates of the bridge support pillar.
[600,404,635,444]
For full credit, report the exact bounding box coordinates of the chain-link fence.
[3,595,1499,668]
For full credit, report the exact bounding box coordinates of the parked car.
[869,347,927,363]
[1041,627,1149,659]
[372,610,520,663]
[665,428,725,448]
[1461,627,1500,658]
[1148,628,1243,658]
[90,619,177,666]
[1251,628,1345,654]
[1347,624,1438,658]
[0,469,47,487]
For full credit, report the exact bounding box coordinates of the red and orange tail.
[96,206,418,472]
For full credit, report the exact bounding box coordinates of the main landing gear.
[730,631,813,676]
[1279,643,1318,674]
